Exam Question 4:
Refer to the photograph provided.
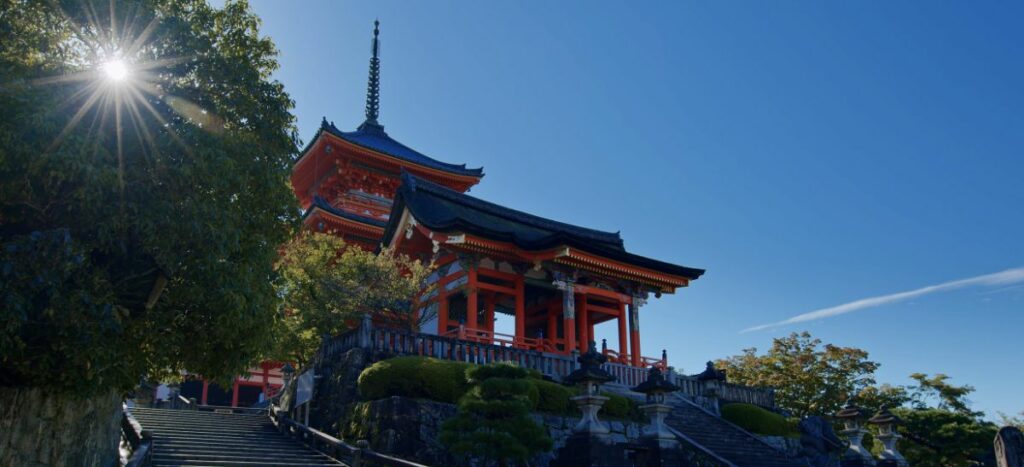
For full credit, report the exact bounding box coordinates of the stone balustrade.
[314,317,777,410]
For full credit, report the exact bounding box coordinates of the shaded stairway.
[663,394,801,467]
[130,407,343,467]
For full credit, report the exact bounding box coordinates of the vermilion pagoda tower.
[291,22,704,368]
[291,21,483,250]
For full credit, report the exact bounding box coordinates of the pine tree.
[440,363,553,466]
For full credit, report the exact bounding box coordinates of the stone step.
[660,396,799,466]
[152,452,333,463]
[139,424,279,435]
[152,443,319,456]
[152,460,342,467]
[133,408,344,467]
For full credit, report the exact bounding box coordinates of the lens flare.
[102,59,129,82]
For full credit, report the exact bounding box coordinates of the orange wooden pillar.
[547,310,557,350]
[201,381,209,405]
[514,275,526,346]
[556,278,576,354]
[231,380,240,407]
[485,293,496,333]
[437,288,449,335]
[618,302,628,364]
[467,267,478,330]
[629,295,644,367]
[577,293,589,351]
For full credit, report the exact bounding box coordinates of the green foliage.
[716,331,880,418]
[855,383,912,415]
[356,356,642,423]
[599,392,642,421]
[721,403,800,438]
[908,373,980,417]
[0,0,298,394]
[532,379,574,414]
[357,356,471,404]
[441,362,553,465]
[274,232,431,364]
[894,407,997,466]
[999,411,1024,430]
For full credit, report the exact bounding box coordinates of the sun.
[101,58,129,82]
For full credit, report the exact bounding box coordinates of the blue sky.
[245,1,1023,418]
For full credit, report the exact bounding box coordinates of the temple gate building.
[290,21,704,370]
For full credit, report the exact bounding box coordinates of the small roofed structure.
[632,367,680,404]
[564,343,617,393]
[695,361,727,382]
[385,172,703,367]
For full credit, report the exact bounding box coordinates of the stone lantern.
[281,363,296,389]
[835,398,875,465]
[631,367,680,448]
[868,406,908,467]
[563,342,617,440]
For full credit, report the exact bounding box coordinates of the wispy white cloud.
[741,267,1024,333]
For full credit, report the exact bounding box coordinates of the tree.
[0,0,296,410]
[716,332,879,418]
[274,232,431,364]
[440,363,553,466]
[894,407,997,466]
[856,383,912,415]
[909,373,980,417]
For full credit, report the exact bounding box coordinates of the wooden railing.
[314,315,776,409]
[441,326,544,351]
[270,406,426,467]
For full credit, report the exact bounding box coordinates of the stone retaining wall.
[344,395,646,466]
[0,387,122,467]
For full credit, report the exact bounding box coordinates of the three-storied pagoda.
[291,21,704,369]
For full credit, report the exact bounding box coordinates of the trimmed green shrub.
[357,356,642,420]
[441,363,553,464]
[721,403,800,438]
[357,356,472,403]
[600,392,643,420]
[532,379,574,414]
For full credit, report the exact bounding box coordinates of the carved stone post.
[358,313,372,349]
[995,426,1024,467]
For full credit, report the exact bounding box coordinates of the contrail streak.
[741,267,1024,333]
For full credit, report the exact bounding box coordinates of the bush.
[357,356,642,419]
[721,403,800,438]
[600,392,643,420]
[357,356,472,403]
[532,379,574,414]
[441,363,553,464]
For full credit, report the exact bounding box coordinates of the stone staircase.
[130,407,344,466]
[663,394,801,466]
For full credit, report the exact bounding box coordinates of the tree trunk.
[0,386,122,466]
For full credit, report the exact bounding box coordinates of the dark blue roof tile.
[384,173,704,280]
[301,119,484,178]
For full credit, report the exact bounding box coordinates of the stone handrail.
[314,316,776,409]
[270,406,426,467]
[121,409,153,467]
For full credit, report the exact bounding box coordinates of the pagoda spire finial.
[362,19,382,129]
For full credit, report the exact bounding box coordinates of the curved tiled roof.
[385,172,705,280]
[298,119,484,178]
